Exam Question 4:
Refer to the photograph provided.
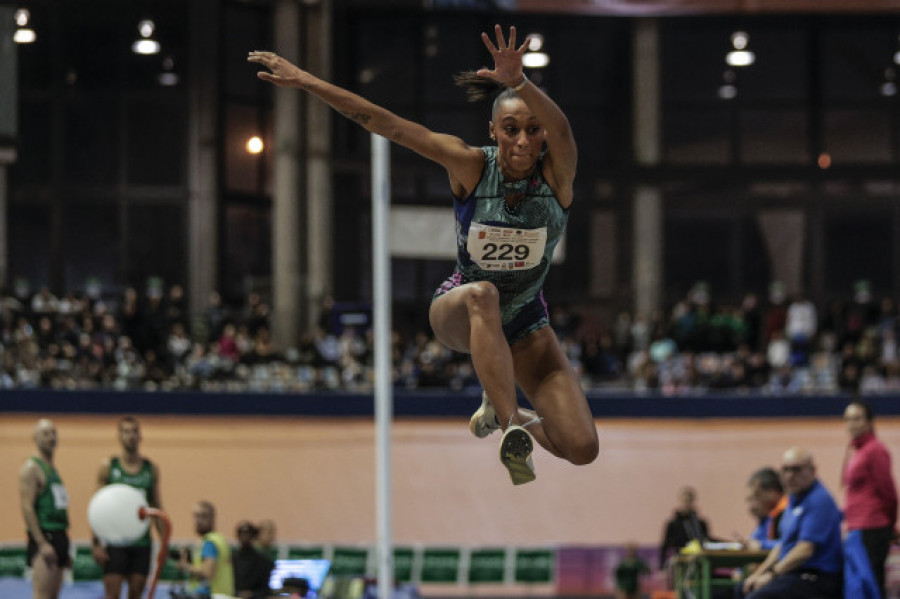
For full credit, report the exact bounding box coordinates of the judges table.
[671,546,769,599]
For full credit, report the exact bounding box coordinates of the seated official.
[746,467,788,551]
[736,447,842,599]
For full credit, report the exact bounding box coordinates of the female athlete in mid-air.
[249,25,598,484]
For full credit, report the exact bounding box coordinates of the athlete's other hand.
[248,51,308,88]
[39,542,57,568]
[92,544,109,565]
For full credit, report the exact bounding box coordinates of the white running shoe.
[469,391,501,438]
[499,424,536,485]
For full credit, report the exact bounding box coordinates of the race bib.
[50,483,69,509]
[466,223,546,271]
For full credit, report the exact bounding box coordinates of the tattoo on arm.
[339,110,371,125]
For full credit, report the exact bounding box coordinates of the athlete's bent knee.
[465,281,501,314]
[564,435,599,466]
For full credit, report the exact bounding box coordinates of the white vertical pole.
[371,133,393,599]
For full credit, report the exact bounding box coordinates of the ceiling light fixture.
[523,52,549,68]
[881,67,897,97]
[725,31,755,67]
[157,55,179,86]
[132,19,160,55]
[246,136,264,154]
[718,69,737,100]
[522,32,549,69]
[13,8,36,44]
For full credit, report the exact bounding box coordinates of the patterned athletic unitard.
[432,146,568,345]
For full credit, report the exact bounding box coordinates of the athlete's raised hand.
[476,25,530,88]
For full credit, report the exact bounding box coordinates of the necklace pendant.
[504,192,524,211]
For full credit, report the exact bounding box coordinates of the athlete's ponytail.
[453,71,519,119]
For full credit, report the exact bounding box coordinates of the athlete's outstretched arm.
[248,50,481,192]
[476,25,578,206]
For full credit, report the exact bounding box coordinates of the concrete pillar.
[271,0,303,349]
[633,186,662,318]
[758,210,806,296]
[304,0,334,332]
[632,19,663,318]
[188,0,220,335]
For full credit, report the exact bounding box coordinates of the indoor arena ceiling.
[512,0,900,14]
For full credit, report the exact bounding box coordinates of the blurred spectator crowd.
[0,284,479,393]
[1,281,897,395]
[575,281,899,396]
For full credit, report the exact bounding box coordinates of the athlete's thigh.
[104,545,132,576]
[126,573,148,599]
[428,286,476,353]
[103,572,125,598]
[129,545,152,578]
[512,327,595,438]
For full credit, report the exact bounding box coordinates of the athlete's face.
[489,98,544,179]
[118,420,141,452]
[34,419,58,455]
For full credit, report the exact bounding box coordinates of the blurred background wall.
[5,0,900,345]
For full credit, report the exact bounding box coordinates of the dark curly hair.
[453,70,522,119]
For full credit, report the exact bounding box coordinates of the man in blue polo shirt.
[736,447,842,599]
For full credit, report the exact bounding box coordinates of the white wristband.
[511,75,528,92]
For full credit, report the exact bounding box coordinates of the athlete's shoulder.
[21,457,41,476]
[21,457,47,487]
